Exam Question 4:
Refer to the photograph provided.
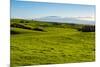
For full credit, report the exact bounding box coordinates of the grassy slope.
[11,19,95,67]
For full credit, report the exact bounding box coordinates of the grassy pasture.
[10,19,95,67]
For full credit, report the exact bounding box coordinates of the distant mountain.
[41,16,62,19]
[34,16,95,25]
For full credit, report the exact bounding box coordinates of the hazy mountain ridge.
[34,16,95,25]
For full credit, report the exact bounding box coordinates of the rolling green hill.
[10,19,95,67]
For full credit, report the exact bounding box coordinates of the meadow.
[10,19,95,67]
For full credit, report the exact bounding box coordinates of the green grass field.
[10,19,95,67]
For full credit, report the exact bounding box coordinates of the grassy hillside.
[10,19,95,67]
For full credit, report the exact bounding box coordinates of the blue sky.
[11,0,95,19]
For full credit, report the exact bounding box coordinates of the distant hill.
[34,16,95,25]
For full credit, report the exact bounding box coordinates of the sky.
[11,0,95,19]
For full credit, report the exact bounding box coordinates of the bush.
[20,20,24,23]
[20,20,29,23]
[53,23,60,25]
[33,27,44,31]
[69,23,76,26]
[25,21,29,23]
[10,30,20,34]
[78,25,95,32]
[11,23,33,30]
[39,24,50,27]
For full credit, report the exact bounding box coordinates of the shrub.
[69,23,76,26]
[78,25,95,32]
[11,23,33,30]
[25,21,29,23]
[20,20,24,23]
[20,20,29,23]
[10,30,20,34]
[53,23,60,25]
[33,27,44,31]
[39,24,50,27]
